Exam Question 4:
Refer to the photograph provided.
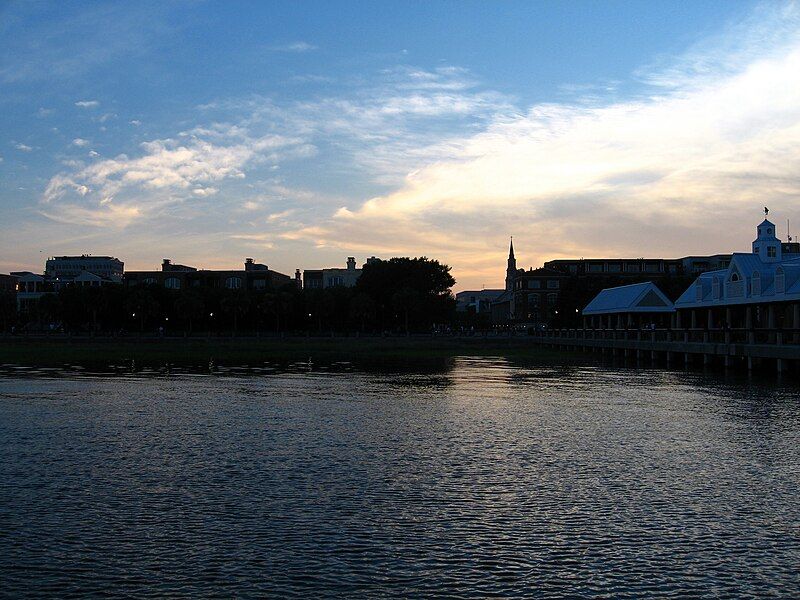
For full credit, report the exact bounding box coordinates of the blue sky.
[2,0,798,289]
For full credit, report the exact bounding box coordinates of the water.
[1,357,798,598]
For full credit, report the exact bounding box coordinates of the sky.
[2,0,800,290]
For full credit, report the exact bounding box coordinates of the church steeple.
[505,237,517,291]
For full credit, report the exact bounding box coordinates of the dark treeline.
[7,257,458,336]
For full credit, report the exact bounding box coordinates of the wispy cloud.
[14,143,33,152]
[75,100,100,108]
[209,65,513,185]
[71,138,90,147]
[0,2,176,83]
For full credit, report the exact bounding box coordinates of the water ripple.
[0,357,798,597]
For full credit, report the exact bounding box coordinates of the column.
[767,304,776,344]
[725,307,732,344]
[793,304,800,343]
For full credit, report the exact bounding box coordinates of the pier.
[530,324,800,373]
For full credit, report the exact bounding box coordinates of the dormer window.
[768,246,777,258]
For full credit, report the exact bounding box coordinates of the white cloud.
[14,143,33,152]
[72,138,90,147]
[42,127,312,227]
[272,41,317,53]
[192,186,219,197]
[267,209,295,221]
[88,150,99,157]
[75,100,99,108]
[130,120,142,126]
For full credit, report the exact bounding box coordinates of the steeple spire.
[505,236,517,291]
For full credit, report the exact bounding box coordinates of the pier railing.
[529,324,800,371]
[531,326,800,346]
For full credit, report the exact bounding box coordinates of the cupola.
[752,216,781,263]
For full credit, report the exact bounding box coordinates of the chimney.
[162,259,171,271]
[295,269,302,289]
[347,257,356,271]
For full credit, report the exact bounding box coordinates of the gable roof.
[582,282,674,315]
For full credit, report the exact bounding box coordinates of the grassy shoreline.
[0,335,578,365]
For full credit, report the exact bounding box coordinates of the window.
[730,273,739,282]
[547,280,560,289]
[625,263,639,272]
[547,293,558,304]
[527,280,540,289]
[607,263,621,272]
[252,279,266,290]
[768,246,777,258]
[528,293,540,306]
[776,267,785,294]
[143,277,157,285]
[165,277,181,289]
[588,264,603,273]
[225,277,242,289]
[327,276,344,287]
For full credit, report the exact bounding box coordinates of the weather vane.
[764,206,769,216]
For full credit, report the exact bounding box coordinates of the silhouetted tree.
[356,257,455,332]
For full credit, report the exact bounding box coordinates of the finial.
[764,206,769,216]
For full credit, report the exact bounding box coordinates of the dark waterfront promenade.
[1,357,799,597]
[0,333,577,366]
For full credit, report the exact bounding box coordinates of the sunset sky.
[2,0,800,290]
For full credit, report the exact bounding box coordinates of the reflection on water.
[0,357,798,597]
